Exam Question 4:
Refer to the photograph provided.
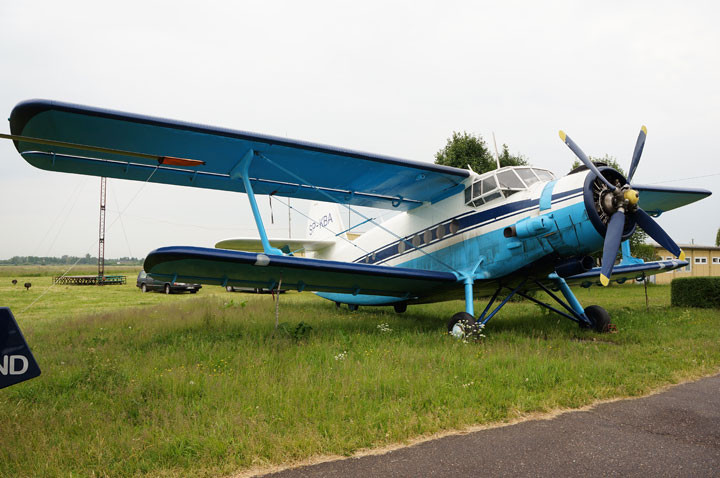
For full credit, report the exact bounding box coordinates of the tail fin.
[307,201,346,241]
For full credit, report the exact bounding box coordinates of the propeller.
[559,131,616,191]
[559,127,685,286]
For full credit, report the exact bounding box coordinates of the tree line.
[0,254,143,266]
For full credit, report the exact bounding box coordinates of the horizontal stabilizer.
[144,246,457,297]
[215,237,336,253]
[634,184,711,215]
[0,308,41,390]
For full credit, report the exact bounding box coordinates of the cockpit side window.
[516,168,539,186]
[533,169,554,181]
[464,167,549,208]
[497,170,525,189]
[481,176,498,194]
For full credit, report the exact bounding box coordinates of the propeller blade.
[627,126,647,183]
[632,208,685,261]
[600,210,626,286]
[559,131,616,191]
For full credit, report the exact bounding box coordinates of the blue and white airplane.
[4,100,712,334]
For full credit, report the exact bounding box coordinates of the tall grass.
[0,269,718,477]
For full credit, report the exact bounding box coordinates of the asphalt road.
[262,374,720,477]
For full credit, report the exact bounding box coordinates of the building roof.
[651,242,720,251]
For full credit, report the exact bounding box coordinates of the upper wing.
[143,246,457,297]
[563,259,687,287]
[634,184,711,215]
[10,99,468,210]
[215,237,336,253]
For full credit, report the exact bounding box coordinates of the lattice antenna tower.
[98,177,107,280]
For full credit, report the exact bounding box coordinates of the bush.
[671,277,720,308]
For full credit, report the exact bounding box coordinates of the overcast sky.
[1,1,718,261]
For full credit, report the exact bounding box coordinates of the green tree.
[435,131,528,174]
[716,227,720,247]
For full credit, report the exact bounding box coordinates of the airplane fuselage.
[314,167,606,304]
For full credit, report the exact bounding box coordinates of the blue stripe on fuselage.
[396,201,602,278]
[354,188,583,266]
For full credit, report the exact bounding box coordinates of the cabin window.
[412,235,421,247]
[449,219,460,234]
[397,240,406,254]
[437,224,446,239]
[423,229,433,244]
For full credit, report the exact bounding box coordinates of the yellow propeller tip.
[600,275,610,287]
[559,130,567,142]
[641,125,647,135]
[679,250,686,261]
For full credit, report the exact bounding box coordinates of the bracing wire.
[20,166,160,316]
[259,153,462,275]
[267,195,373,256]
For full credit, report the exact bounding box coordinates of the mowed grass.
[1,266,719,477]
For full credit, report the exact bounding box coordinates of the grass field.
[1,266,719,477]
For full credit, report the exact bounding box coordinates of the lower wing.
[144,246,457,297]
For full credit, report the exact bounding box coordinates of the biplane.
[4,100,712,335]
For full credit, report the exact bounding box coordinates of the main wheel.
[141,283,147,293]
[447,312,476,338]
[164,284,171,295]
[348,304,359,311]
[393,302,407,314]
[226,286,234,292]
[583,305,612,332]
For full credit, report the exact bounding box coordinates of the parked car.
[136,270,201,294]
[226,285,285,294]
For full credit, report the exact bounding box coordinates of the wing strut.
[229,149,283,256]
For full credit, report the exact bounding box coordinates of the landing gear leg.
[447,277,477,337]
[528,273,613,332]
[449,278,526,337]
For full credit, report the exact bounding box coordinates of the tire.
[164,284,171,295]
[335,302,341,309]
[141,284,147,293]
[190,290,197,294]
[226,286,234,292]
[348,304,359,311]
[583,305,612,333]
[393,302,407,314]
[447,311,476,338]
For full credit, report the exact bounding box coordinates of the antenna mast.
[492,132,501,169]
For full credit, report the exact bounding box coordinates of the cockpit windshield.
[463,166,555,208]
